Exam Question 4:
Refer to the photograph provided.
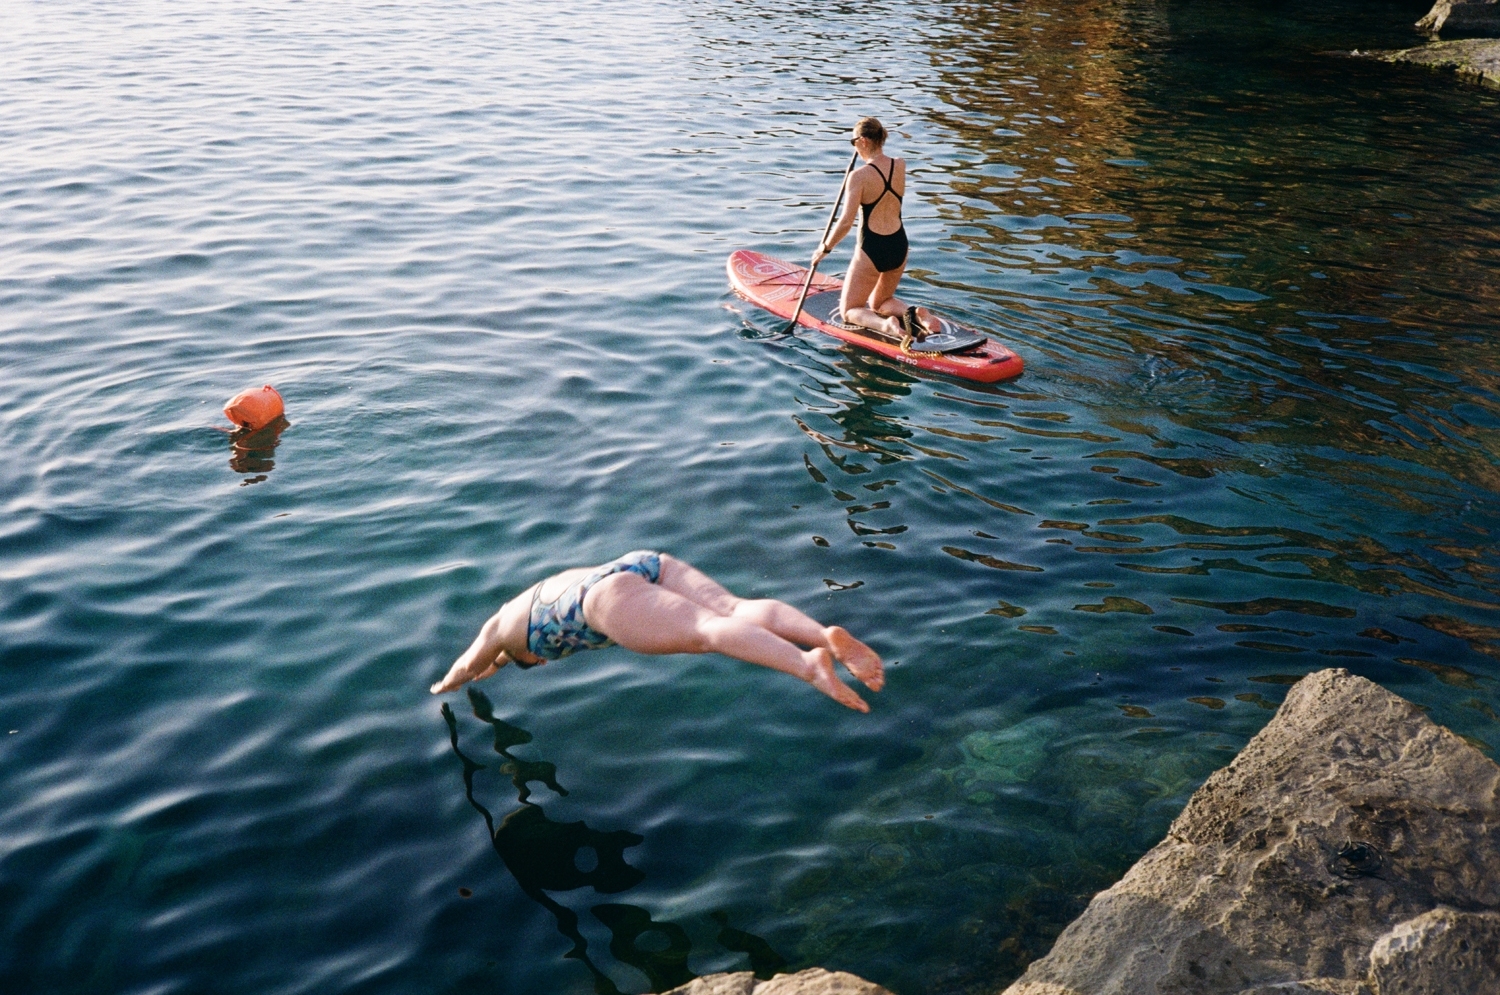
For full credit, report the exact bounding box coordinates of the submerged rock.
[957,715,1061,785]
[999,668,1500,995]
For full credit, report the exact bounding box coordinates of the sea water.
[2,1,1498,993]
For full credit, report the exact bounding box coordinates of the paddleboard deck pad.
[727,249,1023,382]
[800,291,986,353]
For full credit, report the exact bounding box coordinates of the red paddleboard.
[727,250,1024,383]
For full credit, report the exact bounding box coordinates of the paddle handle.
[785,150,860,334]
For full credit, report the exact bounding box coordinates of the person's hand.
[430,651,505,694]
[811,243,829,266]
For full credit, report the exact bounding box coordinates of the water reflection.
[442,689,786,994]
[793,357,927,546]
[227,416,289,484]
[795,356,918,464]
[915,0,1500,498]
[778,0,1500,655]
[768,12,1500,983]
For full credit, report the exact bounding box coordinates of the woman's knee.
[729,598,775,624]
[680,630,715,655]
[696,615,742,653]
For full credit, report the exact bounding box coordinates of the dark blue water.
[3,1,1498,993]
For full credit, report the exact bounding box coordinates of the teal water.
[4,1,1499,993]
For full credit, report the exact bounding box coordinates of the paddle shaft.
[784,150,860,333]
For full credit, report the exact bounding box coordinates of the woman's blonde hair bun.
[854,117,887,146]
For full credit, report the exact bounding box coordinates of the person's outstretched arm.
[431,589,538,694]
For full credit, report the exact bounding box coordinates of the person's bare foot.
[827,626,884,692]
[805,647,870,713]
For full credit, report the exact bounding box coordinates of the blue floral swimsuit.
[526,550,662,661]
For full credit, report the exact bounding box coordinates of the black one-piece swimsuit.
[857,159,908,273]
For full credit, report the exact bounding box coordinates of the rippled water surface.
[4,1,1500,993]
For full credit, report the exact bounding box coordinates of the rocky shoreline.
[680,670,1499,995]
[999,669,1500,995]
[658,10,1500,995]
[1376,36,1500,87]
[665,968,895,994]
[1371,0,1500,87]
[667,33,1500,988]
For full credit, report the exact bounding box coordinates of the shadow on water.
[226,416,289,485]
[442,689,787,994]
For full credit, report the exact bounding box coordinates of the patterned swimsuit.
[526,550,663,661]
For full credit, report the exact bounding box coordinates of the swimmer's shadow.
[442,688,787,993]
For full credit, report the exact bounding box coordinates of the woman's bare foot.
[804,648,870,713]
[827,626,883,692]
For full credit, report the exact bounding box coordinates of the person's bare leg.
[657,555,883,691]
[584,574,870,712]
[729,603,882,691]
[868,265,938,337]
[874,299,939,337]
[654,553,741,614]
[841,252,905,339]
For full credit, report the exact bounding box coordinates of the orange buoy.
[224,385,285,432]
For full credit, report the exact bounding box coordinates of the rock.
[1416,0,1500,37]
[1366,907,1500,995]
[1232,981,1369,995]
[1379,38,1500,87]
[663,972,757,995]
[663,969,895,995]
[753,969,895,994]
[999,669,1500,995]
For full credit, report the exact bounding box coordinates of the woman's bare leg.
[867,264,938,336]
[840,252,904,339]
[842,255,937,340]
[656,555,883,691]
[653,553,741,614]
[583,573,871,712]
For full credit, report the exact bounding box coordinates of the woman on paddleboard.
[811,117,939,351]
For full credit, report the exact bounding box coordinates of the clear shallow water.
[3,1,1499,993]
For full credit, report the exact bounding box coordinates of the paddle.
[784,149,860,334]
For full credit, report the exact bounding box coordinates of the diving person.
[431,551,884,712]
